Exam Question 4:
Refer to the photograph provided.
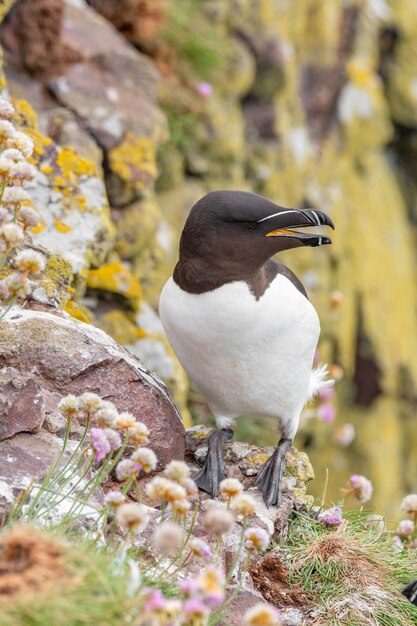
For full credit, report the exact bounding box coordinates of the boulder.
[0,305,185,467]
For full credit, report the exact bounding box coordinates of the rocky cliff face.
[0,0,416,517]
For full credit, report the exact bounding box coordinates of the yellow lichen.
[108,134,157,190]
[11,98,39,131]
[98,310,140,345]
[87,261,142,310]
[37,251,73,309]
[31,223,46,235]
[54,220,72,234]
[40,164,54,175]
[65,300,95,325]
[56,148,97,180]
[247,452,272,465]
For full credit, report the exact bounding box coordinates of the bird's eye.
[247,222,257,229]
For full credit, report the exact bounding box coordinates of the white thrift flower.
[5,272,31,297]
[244,527,270,552]
[244,603,281,626]
[2,222,24,244]
[127,421,149,445]
[6,131,34,158]
[401,494,417,514]
[168,498,191,518]
[104,490,126,510]
[0,98,15,118]
[2,148,24,162]
[15,250,45,275]
[2,186,30,204]
[116,503,149,533]
[0,278,10,300]
[115,458,140,481]
[0,207,11,224]
[78,392,103,418]
[58,394,79,419]
[0,156,12,175]
[113,411,137,429]
[92,401,118,427]
[10,161,36,181]
[397,519,414,538]
[18,206,41,228]
[231,494,257,517]
[152,522,183,556]
[164,459,190,484]
[203,507,234,536]
[131,447,157,473]
[219,478,243,500]
[0,120,16,139]
[184,477,199,497]
[146,476,172,500]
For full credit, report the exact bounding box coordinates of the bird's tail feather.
[308,363,334,400]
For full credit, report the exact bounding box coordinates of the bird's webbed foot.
[254,437,292,508]
[194,429,233,497]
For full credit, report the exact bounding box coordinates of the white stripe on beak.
[257,210,299,223]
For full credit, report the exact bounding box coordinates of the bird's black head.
[175,190,334,292]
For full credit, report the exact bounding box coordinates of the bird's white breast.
[159,275,320,424]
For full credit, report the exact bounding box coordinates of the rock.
[222,588,275,626]
[87,261,142,312]
[0,431,63,508]
[186,426,314,510]
[8,98,115,278]
[0,305,185,464]
[0,369,44,441]
[48,0,165,205]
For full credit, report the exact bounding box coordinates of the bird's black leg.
[194,428,234,497]
[254,437,292,508]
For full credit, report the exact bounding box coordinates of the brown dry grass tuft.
[250,550,308,609]
[0,526,70,599]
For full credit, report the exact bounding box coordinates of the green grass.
[0,527,139,626]
[281,509,417,626]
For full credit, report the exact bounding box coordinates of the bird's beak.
[258,208,334,247]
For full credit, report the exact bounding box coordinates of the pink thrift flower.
[196,81,213,98]
[318,402,336,423]
[317,506,344,528]
[319,386,335,401]
[180,578,197,597]
[90,427,111,462]
[144,589,167,611]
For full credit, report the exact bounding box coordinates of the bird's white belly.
[159,275,320,423]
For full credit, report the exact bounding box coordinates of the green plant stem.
[0,294,17,320]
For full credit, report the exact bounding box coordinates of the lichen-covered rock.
[48,0,165,205]
[87,261,142,311]
[0,305,185,464]
[8,98,115,277]
[185,425,314,509]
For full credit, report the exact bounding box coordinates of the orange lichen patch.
[0,526,70,600]
[54,175,66,187]
[54,219,72,233]
[108,134,157,190]
[87,261,142,310]
[65,300,94,324]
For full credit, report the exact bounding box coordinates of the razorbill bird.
[159,190,334,507]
